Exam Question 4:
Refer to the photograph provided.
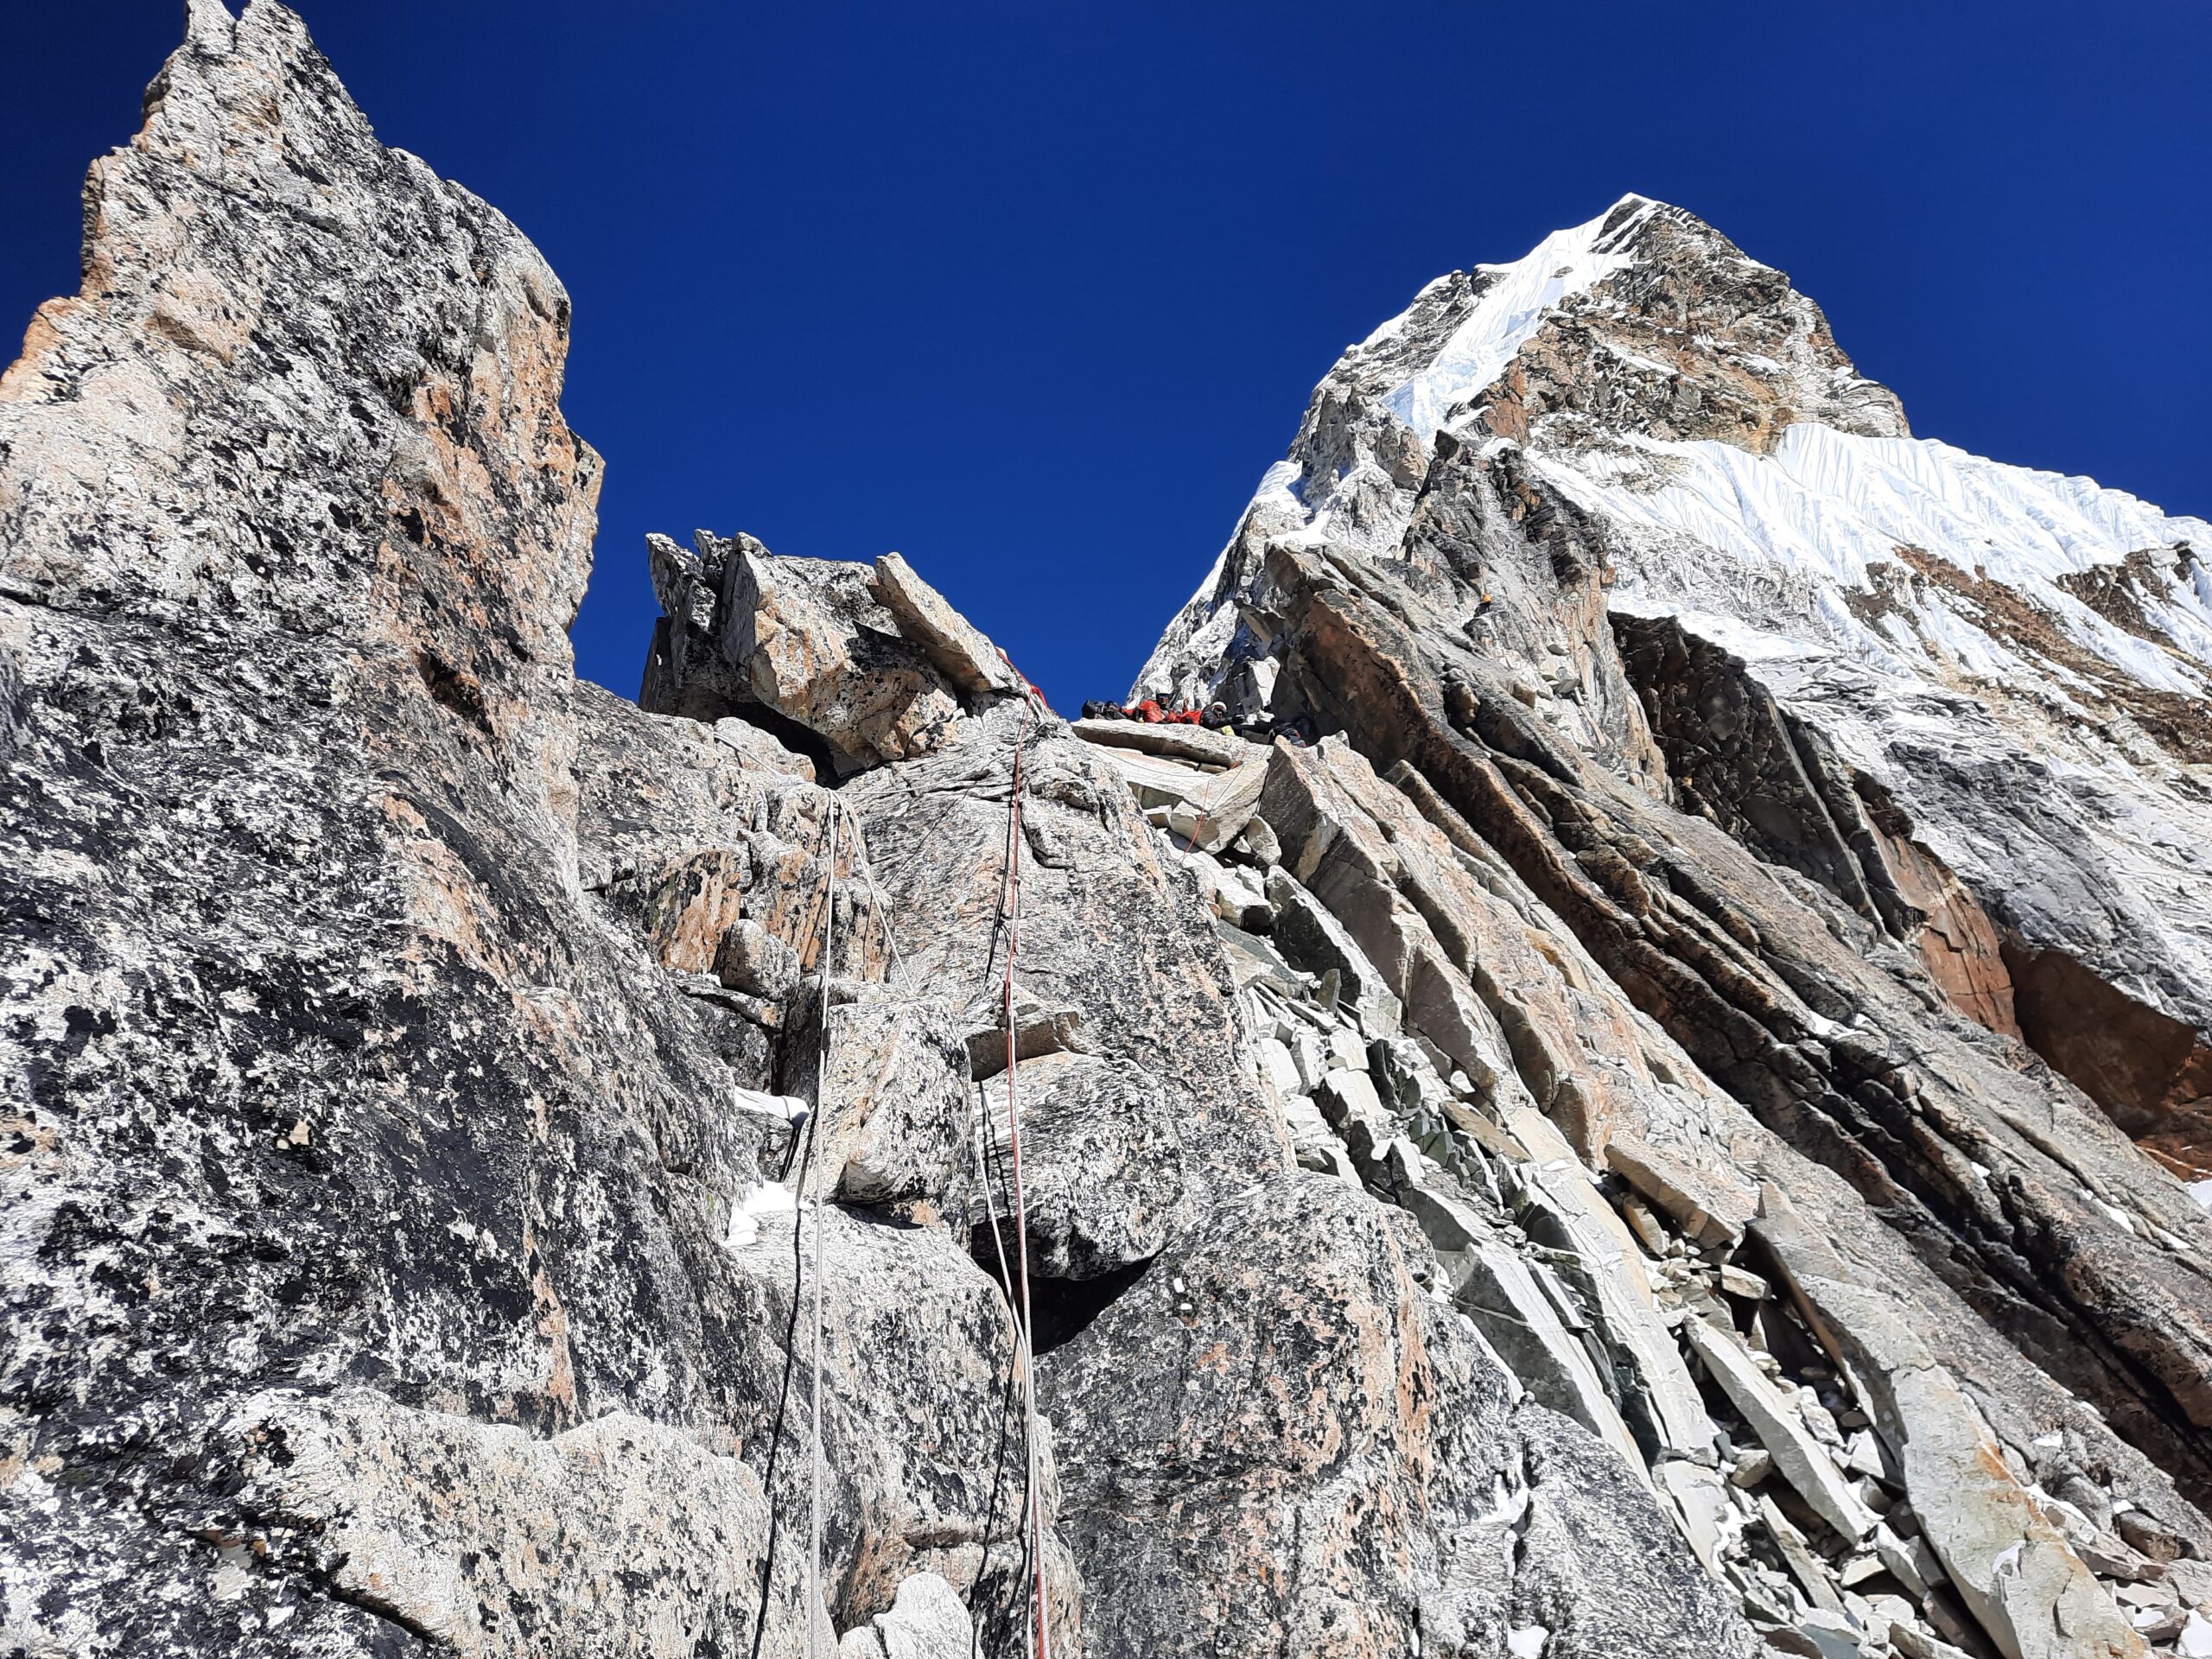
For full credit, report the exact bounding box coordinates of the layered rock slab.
[658,556,1753,1650]
[1136,420,2212,1650]
[1126,196,2212,1649]
[1255,511,2212,1500]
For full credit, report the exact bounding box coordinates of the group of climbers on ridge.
[1079,696,1316,747]
[1068,588,1502,743]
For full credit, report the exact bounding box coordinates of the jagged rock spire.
[185,0,236,48]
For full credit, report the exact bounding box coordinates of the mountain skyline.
[4,0,2206,712]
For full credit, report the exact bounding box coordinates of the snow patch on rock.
[1382,194,1658,440]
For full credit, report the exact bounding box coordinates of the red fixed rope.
[999,690,1050,1659]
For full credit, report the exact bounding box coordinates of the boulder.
[1046,1174,1752,1657]
[871,552,1029,708]
[785,989,971,1207]
[971,1050,1191,1278]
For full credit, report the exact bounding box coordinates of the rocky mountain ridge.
[3,10,2209,1659]
[1141,193,2212,1186]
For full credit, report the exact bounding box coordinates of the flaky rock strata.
[1132,190,2212,1659]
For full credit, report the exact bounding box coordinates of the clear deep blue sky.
[7,3,2207,708]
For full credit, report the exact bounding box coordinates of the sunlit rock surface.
[5,12,2210,1659]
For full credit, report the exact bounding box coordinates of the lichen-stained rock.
[639,530,760,722]
[570,679,811,892]
[837,698,1290,1281]
[973,1050,1189,1278]
[575,684,896,995]
[1508,1409,1753,1659]
[963,986,1092,1081]
[720,1205,1081,1651]
[836,1570,977,1659]
[218,1391,817,1658]
[0,9,1063,1654]
[722,544,962,767]
[785,988,972,1206]
[1045,1173,1753,1658]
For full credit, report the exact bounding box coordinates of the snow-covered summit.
[1135,194,1907,703]
[1136,195,2212,1174]
[1141,192,2204,723]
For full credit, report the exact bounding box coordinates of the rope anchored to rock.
[996,690,1053,1659]
[750,794,897,1659]
[765,707,1052,1657]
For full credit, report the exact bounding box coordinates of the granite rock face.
[6,14,2209,1659]
[0,8,1046,1655]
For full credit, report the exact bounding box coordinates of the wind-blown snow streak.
[1541,424,2212,696]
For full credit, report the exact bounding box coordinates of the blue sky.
[7,3,2207,709]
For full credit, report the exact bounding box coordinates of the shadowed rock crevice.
[1612,613,1916,937]
[1025,1256,1152,1357]
[2005,939,2212,1181]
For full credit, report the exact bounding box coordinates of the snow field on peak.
[1382,195,1658,442]
[1577,422,2212,1048]
[1146,195,2212,726]
[1539,423,2212,698]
